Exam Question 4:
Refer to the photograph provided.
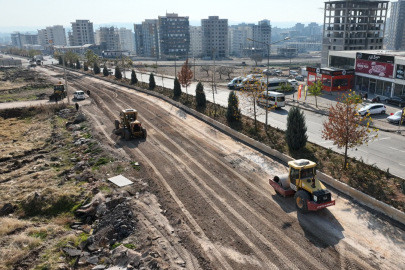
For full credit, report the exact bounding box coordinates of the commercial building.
[37,25,67,46]
[69,20,95,46]
[386,0,405,50]
[95,27,120,51]
[189,26,202,57]
[326,50,405,97]
[201,16,228,58]
[306,66,355,92]
[157,13,190,59]
[321,0,389,67]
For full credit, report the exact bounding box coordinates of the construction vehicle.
[49,81,66,101]
[269,159,335,213]
[113,109,147,140]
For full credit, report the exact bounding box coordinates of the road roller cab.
[269,159,335,213]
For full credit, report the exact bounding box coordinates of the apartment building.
[37,25,66,46]
[189,26,202,57]
[117,27,135,54]
[69,20,95,46]
[321,0,389,67]
[252,19,272,57]
[134,24,144,56]
[158,13,190,58]
[386,0,405,50]
[201,16,228,58]
[228,24,254,57]
[95,27,120,51]
[142,19,159,58]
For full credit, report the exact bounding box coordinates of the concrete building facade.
[157,13,190,58]
[69,20,95,46]
[37,25,66,46]
[117,27,135,54]
[228,24,254,57]
[134,24,144,56]
[386,0,405,50]
[11,32,38,48]
[321,0,389,67]
[95,27,120,51]
[142,19,159,58]
[252,19,272,57]
[201,16,228,58]
[189,26,202,57]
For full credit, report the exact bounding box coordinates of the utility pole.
[193,57,196,80]
[247,37,290,131]
[212,48,216,114]
[61,49,70,104]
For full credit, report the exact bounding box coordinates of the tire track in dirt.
[73,73,334,269]
[81,97,234,270]
[63,69,375,269]
[74,78,281,269]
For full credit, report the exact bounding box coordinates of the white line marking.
[319,141,333,144]
[357,149,369,154]
[389,147,405,154]
[399,164,405,167]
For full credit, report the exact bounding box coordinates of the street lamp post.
[247,37,290,131]
[60,47,70,105]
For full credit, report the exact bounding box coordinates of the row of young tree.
[54,52,376,169]
[3,47,42,58]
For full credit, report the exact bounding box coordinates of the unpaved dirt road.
[40,67,405,270]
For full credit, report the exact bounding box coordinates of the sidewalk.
[284,90,405,133]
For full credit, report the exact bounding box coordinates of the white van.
[74,90,85,100]
[266,78,295,91]
[257,91,286,108]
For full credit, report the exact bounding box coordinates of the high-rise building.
[134,24,144,56]
[95,27,120,50]
[189,26,202,57]
[69,20,95,46]
[157,13,190,58]
[386,0,405,50]
[201,16,228,58]
[228,23,254,57]
[117,27,135,54]
[321,0,389,67]
[37,25,66,46]
[142,19,159,58]
[252,19,272,57]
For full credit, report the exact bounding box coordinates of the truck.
[269,159,335,213]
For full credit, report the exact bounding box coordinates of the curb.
[51,66,405,225]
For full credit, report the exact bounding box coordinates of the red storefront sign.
[355,59,394,78]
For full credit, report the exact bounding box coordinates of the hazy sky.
[1,0,327,32]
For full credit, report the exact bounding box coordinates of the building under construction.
[321,0,389,67]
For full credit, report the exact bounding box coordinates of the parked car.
[385,96,405,107]
[295,75,304,81]
[289,70,298,76]
[247,74,264,79]
[288,79,298,86]
[387,110,404,124]
[227,77,244,90]
[73,90,86,100]
[358,103,386,116]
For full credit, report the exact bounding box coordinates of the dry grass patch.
[0,217,30,236]
[0,233,42,268]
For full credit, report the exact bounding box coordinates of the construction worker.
[75,102,79,111]
[87,90,90,97]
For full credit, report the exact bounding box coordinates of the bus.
[257,91,286,108]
